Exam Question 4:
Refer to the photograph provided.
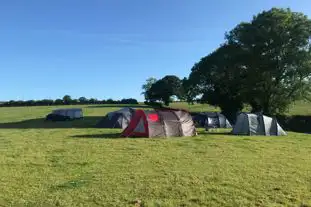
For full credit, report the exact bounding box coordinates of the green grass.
[285,100,311,116]
[0,103,311,206]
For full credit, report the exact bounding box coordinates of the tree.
[71,99,79,105]
[187,44,246,123]
[78,97,88,104]
[187,7,311,118]
[15,100,25,106]
[25,100,36,106]
[147,75,183,106]
[141,77,157,101]
[120,98,139,104]
[62,95,72,105]
[89,98,99,104]
[41,99,54,106]
[181,77,199,104]
[100,99,107,104]
[54,99,63,105]
[106,99,115,104]
[225,7,311,115]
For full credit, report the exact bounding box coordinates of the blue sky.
[1,0,311,101]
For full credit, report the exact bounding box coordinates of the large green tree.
[188,7,311,117]
[188,44,246,122]
[147,75,183,106]
[226,7,311,114]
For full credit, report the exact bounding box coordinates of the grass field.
[1,103,311,206]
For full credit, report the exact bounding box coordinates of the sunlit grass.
[0,103,311,206]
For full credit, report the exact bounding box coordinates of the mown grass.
[0,103,311,206]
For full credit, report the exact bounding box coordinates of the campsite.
[2,2,311,207]
[1,101,311,206]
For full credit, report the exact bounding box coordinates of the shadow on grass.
[0,116,103,129]
[277,115,311,133]
[196,128,233,136]
[87,104,153,109]
[71,133,122,139]
[202,131,233,136]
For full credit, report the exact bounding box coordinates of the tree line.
[142,8,311,122]
[0,95,138,107]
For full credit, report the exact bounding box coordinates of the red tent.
[121,108,196,138]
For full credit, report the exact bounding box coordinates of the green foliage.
[25,100,36,106]
[181,77,197,104]
[188,44,245,122]
[0,97,139,107]
[106,98,115,104]
[78,97,88,104]
[62,95,72,105]
[141,77,157,100]
[147,75,183,106]
[188,7,311,116]
[54,99,63,105]
[120,98,139,104]
[226,7,311,115]
[88,98,97,104]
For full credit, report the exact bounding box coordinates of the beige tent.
[122,108,197,138]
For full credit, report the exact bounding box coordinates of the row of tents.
[94,107,287,137]
[46,107,287,137]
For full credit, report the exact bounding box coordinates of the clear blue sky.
[1,0,310,101]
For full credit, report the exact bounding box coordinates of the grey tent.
[232,113,287,136]
[193,112,232,129]
[96,107,135,129]
[122,108,197,138]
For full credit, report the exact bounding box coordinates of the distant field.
[173,101,311,115]
[284,100,311,116]
[0,102,311,206]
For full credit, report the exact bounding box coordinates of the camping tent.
[45,108,83,121]
[232,113,287,136]
[122,108,197,138]
[192,112,232,129]
[96,107,135,129]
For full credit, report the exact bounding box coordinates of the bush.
[120,98,139,104]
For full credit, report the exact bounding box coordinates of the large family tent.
[192,112,232,129]
[232,113,287,136]
[96,107,135,129]
[122,108,196,138]
[45,108,83,121]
